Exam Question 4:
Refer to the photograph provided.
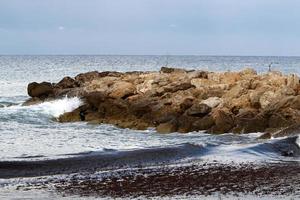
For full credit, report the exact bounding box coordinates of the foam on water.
[2,96,83,118]
[31,97,83,118]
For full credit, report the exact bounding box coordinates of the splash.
[32,97,83,118]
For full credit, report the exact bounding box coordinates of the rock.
[239,68,257,76]
[156,120,178,133]
[26,68,300,135]
[287,74,299,90]
[268,113,294,129]
[160,67,186,73]
[109,81,136,99]
[27,82,54,98]
[191,78,211,89]
[22,97,44,106]
[280,86,296,96]
[192,115,215,131]
[187,70,208,79]
[56,76,78,89]
[259,91,281,109]
[85,77,119,93]
[191,78,229,90]
[186,103,211,117]
[258,132,272,139]
[136,80,154,94]
[75,71,100,86]
[223,85,246,99]
[162,82,194,94]
[226,95,251,113]
[201,97,222,108]
[249,86,272,109]
[222,72,241,85]
[209,109,234,133]
[235,114,269,133]
[129,98,156,118]
[179,98,194,111]
[273,123,300,138]
[84,92,106,109]
[58,107,82,122]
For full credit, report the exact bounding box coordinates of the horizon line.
[0,54,300,57]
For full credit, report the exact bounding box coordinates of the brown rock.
[22,97,44,106]
[109,81,136,99]
[268,113,294,129]
[58,107,81,122]
[201,97,222,108]
[27,82,54,98]
[186,103,211,117]
[187,70,208,79]
[258,132,272,139]
[287,74,299,90]
[84,92,106,109]
[209,109,234,133]
[56,77,78,89]
[163,82,194,94]
[192,115,215,131]
[273,123,300,138]
[239,68,257,76]
[235,114,269,133]
[160,67,186,73]
[156,121,178,133]
[179,98,194,111]
[75,71,100,86]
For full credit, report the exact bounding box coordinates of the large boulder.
[234,113,268,133]
[84,92,106,109]
[201,97,222,108]
[192,115,215,131]
[55,76,78,89]
[209,109,234,133]
[186,103,211,117]
[156,120,178,133]
[27,82,54,98]
[75,71,101,86]
[109,81,136,99]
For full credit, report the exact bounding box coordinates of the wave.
[31,97,83,118]
[0,97,83,123]
[0,143,206,179]
[0,136,299,179]
[239,135,300,159]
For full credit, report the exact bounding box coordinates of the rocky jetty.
[25,67,300,135]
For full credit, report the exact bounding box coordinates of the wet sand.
[54,162,300,198]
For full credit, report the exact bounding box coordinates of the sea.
[0,55,299,199]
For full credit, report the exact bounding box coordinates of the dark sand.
[53,162,300,198]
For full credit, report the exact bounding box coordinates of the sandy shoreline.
[50,162,300,198]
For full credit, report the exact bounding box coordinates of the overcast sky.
[1,0,300,55]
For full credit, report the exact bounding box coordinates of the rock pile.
[25,67,300,134]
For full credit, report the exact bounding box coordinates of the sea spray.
[1,97,83,119]
[33,97,83,118]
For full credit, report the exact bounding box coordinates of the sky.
[1,0,300,56]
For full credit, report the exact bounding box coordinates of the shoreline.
[16,161,299,198]
[25,67,300,137]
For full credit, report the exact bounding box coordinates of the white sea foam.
[1,96,83,118]
[32,97,83,118]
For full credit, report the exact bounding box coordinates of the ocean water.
[0,55,300,199]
